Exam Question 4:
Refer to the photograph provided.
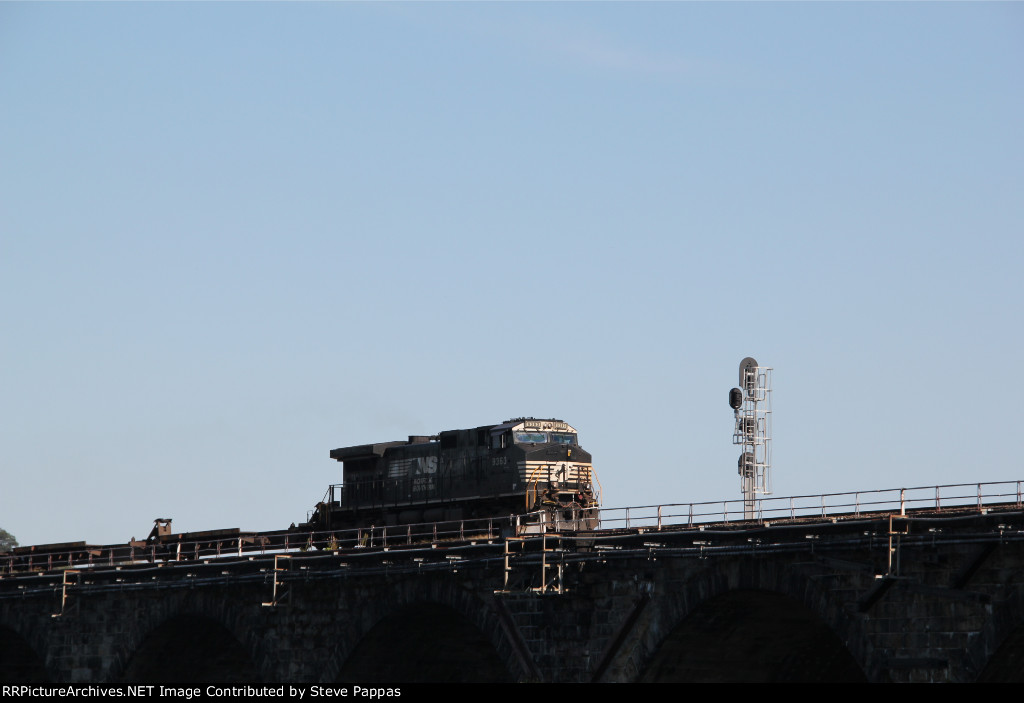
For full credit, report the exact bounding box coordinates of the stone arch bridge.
[3,504,1024,683]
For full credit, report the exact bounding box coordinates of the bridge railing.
[0,514,520,577]
[4,481,1023,576]
[597,480,1024,531]
[308,514,512,550]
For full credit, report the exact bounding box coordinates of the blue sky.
[2,2,1022,546]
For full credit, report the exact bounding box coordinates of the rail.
[598,480,1024,531]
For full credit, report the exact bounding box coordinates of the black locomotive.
[304,418,600,533]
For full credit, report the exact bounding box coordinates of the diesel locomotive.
[304,418,600,533]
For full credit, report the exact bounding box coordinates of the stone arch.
[326,575,519,683]
[113,591,262,683]
[335,603,512,682]
[120,613,259,683]
[638,589,865,681]
[0,624,49,682]
[601,557,869,682]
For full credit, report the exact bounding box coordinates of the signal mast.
[729,357,773,520]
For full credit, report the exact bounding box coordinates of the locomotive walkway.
[2,481,1024,682]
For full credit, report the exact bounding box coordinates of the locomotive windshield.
[514,432,577,445]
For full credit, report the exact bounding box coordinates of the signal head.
[729,387,743,410]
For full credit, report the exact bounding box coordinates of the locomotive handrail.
[525,466,544,510]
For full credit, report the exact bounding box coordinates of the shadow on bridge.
[979,624,1024,682]
[0,626,48,682]
[639,589,866,682]
[336,604,512,683]
[120,614,259,683]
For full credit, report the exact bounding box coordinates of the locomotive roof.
[329,418,576,461]
[329,441,408,462]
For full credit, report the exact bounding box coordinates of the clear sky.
[2,2,1022,547]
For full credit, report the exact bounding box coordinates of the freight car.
[303,418,600,533]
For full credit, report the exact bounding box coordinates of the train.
[0,418,600,573]
[303,418,600,534]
